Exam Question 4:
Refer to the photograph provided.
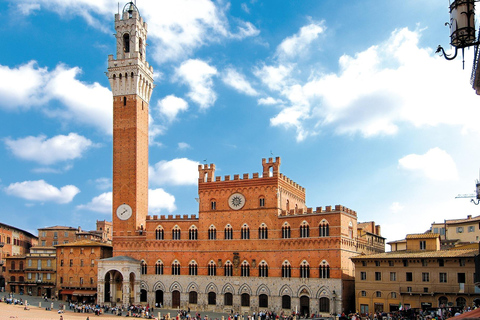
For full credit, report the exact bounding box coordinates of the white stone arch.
[301,220,309,226]
[221,283,235,294]
[205,282,218,294]
[140,280,149,291]
[279,284,293,297]
[282,221,291,227]
[238,283,252,295]
[153,281,166,292]
[315,286,333,298]
[189,225,198,230]
[169,281,183,293]
[297,285,311,297]
[186,282,199,292]
[256,284,271,296]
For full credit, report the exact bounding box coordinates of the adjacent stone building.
[352,233,480,315]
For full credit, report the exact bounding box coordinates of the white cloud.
[398,147,458,181]
[389,202,404,213]
[94,178,111,190]
[149,188,176,214]
[158,95,188,121]
[5,133,94,165]
[258,97,284,106]
[17,3,41,15]
[178,142,191,150]
[276,23,325,60]
[175,59,217,109]
[148,114,165,147]
[256,27,480,141]
[149,158,200,186]
[0,62,112,134]
[32,164,73,174]
[222,68,258,96]
[77,191,112,213]
[5,180,80,204]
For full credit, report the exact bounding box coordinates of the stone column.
[123,281,130,306]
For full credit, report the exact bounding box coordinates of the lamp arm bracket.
[436,45,458,60]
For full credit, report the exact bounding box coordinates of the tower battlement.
[146,214,198,221]
[279,204,357,217]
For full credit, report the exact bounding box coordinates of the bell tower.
[108,2,153,236]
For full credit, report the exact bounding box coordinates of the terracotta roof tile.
[351,248,478,260]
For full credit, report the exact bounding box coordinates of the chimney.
[468,215,472,219]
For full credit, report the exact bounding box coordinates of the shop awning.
[72,290,97,296]
[60,289,75,295]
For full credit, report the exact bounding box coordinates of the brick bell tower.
[107,2,153,237]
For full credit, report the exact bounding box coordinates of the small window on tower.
[123,96,127,106]
[123,33,130,53]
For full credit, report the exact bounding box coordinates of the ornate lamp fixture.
[437,0,479,68]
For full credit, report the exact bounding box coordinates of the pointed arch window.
[258,223,268,239]
[155,261,164,275]
[282,261,291,278]
[155,226,164,240]
[189,226,198,240]
[172,261,181,275]
[141,261,147,275]
[282,223,291,239]
[224,261,233,277]
[258,261,268,277]
[319,264,330,279]
[241,261,250,277]
[224,225,233,240]
[172,226,181,240]
[241,225,250,239]
[188,261,197,276]
[319,222,330,237]
[208,225,217,240]
[300,222,310,238]
[208,261,217,276]
[300,261,310,278]
[123,33,130,53]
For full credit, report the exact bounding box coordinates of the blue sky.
[1,0,480,245]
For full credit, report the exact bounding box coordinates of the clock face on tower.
[116,204,133,220]
[228,193,245,210]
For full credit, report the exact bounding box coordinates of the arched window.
[139,38,143,59]
[224,292,233,306]
[259,294,268,308]
[172,260,181,275]
[319,264,330,278]
[300,221,310,238]
[188,261,197,276]
[208,292,216,305]
[456,297,466,308]
[224,225,233,240]
[172,225,181,240]
[241,261,250,277]
[282,295,291,309]
[319,297,330,313]
[300,261,310,278]
[211,200,216,210]
[348,221,353,238]
[208,225,217,240]
[141,261,147,275]
[10,276,15,282]
[189,226,198,240]
[19,276,24,282]
[155,261,164,275]
[259,197,265,207]
[241,293,250,307]
[208,261,217,276]
[282,261,291,278]
[319,221,329,237]
[258,223,268,239]
[123,33,130,53]
[241,224,250,239]
[258,261,268,277]
[282,223,291,239]
[155,226,164,240]
[224,261,233,277]
[438,296,448,308]
[11,261,15,270]
[286,200,290,211]
[189,291,198,304]
[19,261,23,270]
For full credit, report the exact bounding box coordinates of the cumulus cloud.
[258,97,284,106]
[175,59,218,109]
[5,133,95,165]
[77,191,112,213]
[94,178,111,190]
[0,62,112,134]
[149,188,176,214]
[222,68,258,96]
[398,147,458,181]
[12,0,258,64]
[276,22,325,60]
[255,26,480,141]
[158,95,188,122]
[5,180,80,204]
[149,158,200,186]
[389,202,404,213]
[148,115,165,147]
